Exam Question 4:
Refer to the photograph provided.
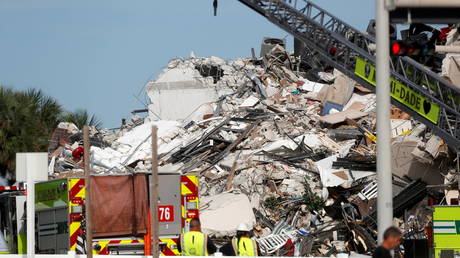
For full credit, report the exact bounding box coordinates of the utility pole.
[150,126,159,258]
[83,126,93,258]
[376,0,393,242]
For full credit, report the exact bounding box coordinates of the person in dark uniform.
[373,226,402,258]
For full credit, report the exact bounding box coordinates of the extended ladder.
[239,0,460,147]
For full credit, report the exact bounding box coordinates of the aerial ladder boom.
[239,0,460,148]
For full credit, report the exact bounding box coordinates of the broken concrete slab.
[317,74,355,105]
[240,95,260,107]
[392,141,443,185]
[200,192,256,237]
[301,78,327,93]
[391,119,412,138]
[424,135,444,159]
[319,109,368,125]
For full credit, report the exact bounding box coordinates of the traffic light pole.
[376,0,393,242]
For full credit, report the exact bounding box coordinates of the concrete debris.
[200,192,256,237]
[317,74,355,106]
[442,26,460,87]
[240,95,260,108]
[319,110,368,125]
[390,119,412,138]
[47,47,459,257]
[57,122,80,134]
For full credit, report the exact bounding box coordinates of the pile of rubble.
[48,43,459,256]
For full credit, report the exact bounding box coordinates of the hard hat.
[236,223,250,232]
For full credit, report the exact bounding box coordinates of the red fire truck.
[1,172,199,256]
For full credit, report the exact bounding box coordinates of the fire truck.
[0,186,27,254]
[0,172,199,256]
[432,205,460,258]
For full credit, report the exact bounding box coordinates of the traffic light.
[390,40,434,56]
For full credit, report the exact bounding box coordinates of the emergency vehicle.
[0,186,27,254]
[432,205,460,258]
[0,172,199,256]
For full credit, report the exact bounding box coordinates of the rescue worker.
[220,223,259,256]
[179,218,216,256]
[372,226,402,258]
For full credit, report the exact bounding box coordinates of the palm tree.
[0,87,63,177]
[62,109,103,130]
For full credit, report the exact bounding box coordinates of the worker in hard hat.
[220,223,259,256]
[178,218,217,256]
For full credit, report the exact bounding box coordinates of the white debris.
[390,119,412,138]
[301,79,327,93]
[240,95,260,107]
[57,122,79,134]
[315,155,374,188]
[200,192,256,237]
[91,121,182,170]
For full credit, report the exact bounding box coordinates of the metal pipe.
[26,156,35,258]
[436,45,460,53]
[393,0,460,7]
[376,0,393,243]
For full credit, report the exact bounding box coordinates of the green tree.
[61,109,102,130]
[0,87,62,175]
[0,87,103,180]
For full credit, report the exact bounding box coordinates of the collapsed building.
[47,27,460,256]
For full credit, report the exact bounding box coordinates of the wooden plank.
[319,109,368,125]
[83,126,93,258]
[150,126,159,258]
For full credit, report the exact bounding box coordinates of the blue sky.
[0,0,375,128]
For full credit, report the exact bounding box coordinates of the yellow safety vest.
[180,231,208,256]
[231,237,258,256]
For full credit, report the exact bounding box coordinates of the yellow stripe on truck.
[160,238,180,256]
[68,179,85,251]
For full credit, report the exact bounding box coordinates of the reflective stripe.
[93,239,143,255]
[69,178,85,251]
[434,222,455,227]
[231,237,258,256]
[181,231,207,256]
[160,238,180,256]
[433,228,457,233]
